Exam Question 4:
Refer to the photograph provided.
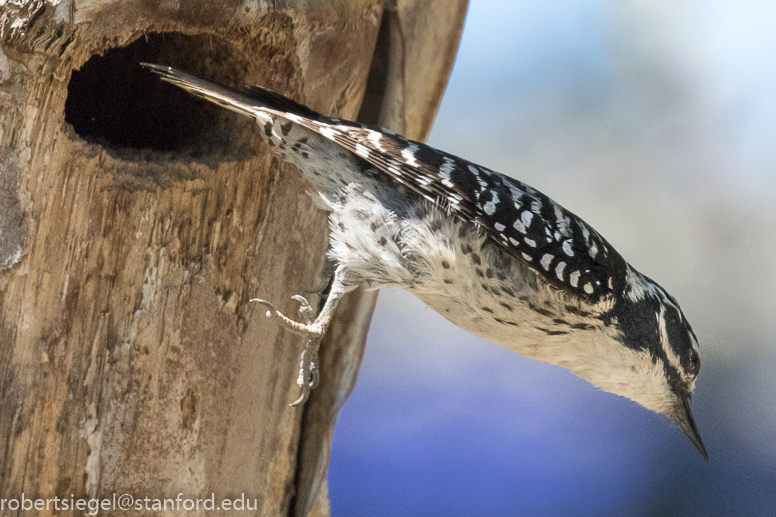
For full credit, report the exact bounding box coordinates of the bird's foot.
[251,294,327,406]
[252,268,348,407]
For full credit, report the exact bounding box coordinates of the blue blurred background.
[328,1,776,515]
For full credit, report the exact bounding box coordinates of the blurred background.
[328,1,776,515]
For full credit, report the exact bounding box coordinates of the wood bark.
[0,1,467,515]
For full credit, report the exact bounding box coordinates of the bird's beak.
[673,395,708,460]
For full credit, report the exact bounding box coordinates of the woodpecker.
[141,63,707,459]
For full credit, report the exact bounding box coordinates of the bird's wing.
[142,63,625,300]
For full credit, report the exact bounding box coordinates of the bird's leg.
[251,267,349,406]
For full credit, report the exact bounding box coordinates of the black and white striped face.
[617,267,701,390]
[657,298,702,386]
[611,266,706,457]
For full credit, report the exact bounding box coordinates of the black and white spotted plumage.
[278,115,626,302]
[142,64,707,459]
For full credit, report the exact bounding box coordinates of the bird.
[141,63,708,460]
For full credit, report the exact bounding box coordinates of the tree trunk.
[0,1,466,515]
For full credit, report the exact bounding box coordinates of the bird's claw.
[251,294,324,406]
[250,296,323,337]
[251,269,346,408]
[291,295,316,324]
[290,348,320,406]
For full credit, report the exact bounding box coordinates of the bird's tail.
[139,63,325,123]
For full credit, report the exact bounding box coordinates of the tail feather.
[139,63,323,123]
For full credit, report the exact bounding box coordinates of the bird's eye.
[688,349,701,376]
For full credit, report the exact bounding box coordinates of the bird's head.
[606,265,707,459]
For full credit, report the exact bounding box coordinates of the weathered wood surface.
[0,0,467,515]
